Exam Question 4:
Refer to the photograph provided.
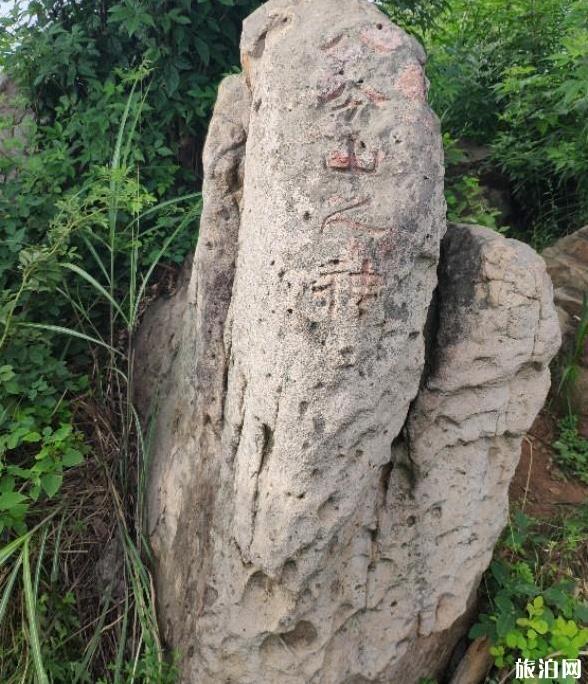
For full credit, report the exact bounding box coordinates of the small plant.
[553,414,588,485]
[558,294,588,409]
[443,134,503,230]
[471,511,588,682]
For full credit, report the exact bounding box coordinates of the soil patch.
[510,411,588,518]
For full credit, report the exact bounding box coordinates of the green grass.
[0,71,198,683]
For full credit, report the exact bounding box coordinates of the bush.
[426,0,588,243]
[492,2,588,241]
[553,415,588,486]
[472,511,588,682]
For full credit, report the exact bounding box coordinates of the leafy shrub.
[2,0,261,191]
[493,2,588,241]
[426,0,587,242]
[553,415,588,485]
[0,339,86,536]
[472,511,588,681]
[443,134,501,230]
[427,0,573,141]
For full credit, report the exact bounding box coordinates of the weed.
[553,415,588,485]
[0,70,199,682]
[471,510,588,682]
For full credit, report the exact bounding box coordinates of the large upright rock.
[136,1,560,682]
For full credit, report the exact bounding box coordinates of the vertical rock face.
[380,225,561,670]
[136,2,560,682]
[543,226,588,417]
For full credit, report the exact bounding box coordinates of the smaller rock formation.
[0,74,32,179]
[543,226,588,416]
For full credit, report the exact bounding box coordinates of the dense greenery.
[1,0,587,681]
[471,511,588,683]
[428,0,588,245]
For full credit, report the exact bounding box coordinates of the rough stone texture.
[135,2,561,682]
[133,257,192,422]
[382,225,560,653]
[543,227,588,416]
[543,226,588,325]
[141,72,250,640]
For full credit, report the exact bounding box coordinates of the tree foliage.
[426,0,588,241]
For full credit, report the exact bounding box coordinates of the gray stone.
[543,226,588,416]
[380,224,560,658]
[135,2,560,682]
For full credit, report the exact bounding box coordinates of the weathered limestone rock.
[382,224,560,654]
[543,227,588,416]
[543,226,588,325]
[135,2,560,682]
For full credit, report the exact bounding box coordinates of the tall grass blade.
[0,510,61,566]
[0,552,22,626]
[33,525,49,598]
[0,534,30,567]
[113,593,129,684]
[62,263,129,325]
[22,539,49,684]
[21,323,125,357]
[131,210,197,325]
[50,514,66,585]
[71,588,113,684]
[81,233,111,284]
[131,192,202,235]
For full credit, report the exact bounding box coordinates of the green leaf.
[574,602,588,623]
[532,619,549,635]
[165,65,180,95]
[0,490,27,511]
[40,472,63,498]
[544,586,571,612]
[23,431,42,443]
[62,448,84,467]
[195,37,210,65]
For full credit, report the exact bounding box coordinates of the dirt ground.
[510,411,588,518]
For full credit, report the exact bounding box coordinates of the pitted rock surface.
[543,226,588,417]
[135,2,560,682]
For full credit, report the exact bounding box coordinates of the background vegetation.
[1,0,587,681]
